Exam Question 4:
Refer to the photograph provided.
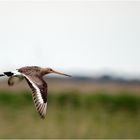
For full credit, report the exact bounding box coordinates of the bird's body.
[18,66,41,75]
[0,66,71,119]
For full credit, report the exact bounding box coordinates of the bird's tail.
[0,74,5,77]
[0,71,23,86]
[0,71,14,77]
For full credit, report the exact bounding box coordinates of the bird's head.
[41,68,71,77]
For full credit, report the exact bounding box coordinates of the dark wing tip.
[36,103,47,119]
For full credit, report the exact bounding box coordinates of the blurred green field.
[0,90,140,138]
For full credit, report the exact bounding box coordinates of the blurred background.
[0,0,140,138]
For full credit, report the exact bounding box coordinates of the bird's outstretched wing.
[8,75,24,86]
[22,74,48,119]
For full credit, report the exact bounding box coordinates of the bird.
[0,66,71,119]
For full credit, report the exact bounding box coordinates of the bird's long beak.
[52,70,71,77]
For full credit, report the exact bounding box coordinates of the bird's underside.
[0,66,71,119]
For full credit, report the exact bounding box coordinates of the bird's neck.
[40,68,49,76]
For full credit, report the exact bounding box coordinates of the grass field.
[0,90,140,138]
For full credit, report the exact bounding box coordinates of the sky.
[0,0,140,78]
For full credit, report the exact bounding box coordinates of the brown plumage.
[0,66,71,119]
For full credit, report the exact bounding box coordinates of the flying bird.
[0,66,71,119]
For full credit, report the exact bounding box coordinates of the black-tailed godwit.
[0,66,71,119]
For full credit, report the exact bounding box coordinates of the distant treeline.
[46,75,140,84]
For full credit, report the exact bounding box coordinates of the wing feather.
[21,74,48,119]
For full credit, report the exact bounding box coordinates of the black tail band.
[4,72,14,77]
